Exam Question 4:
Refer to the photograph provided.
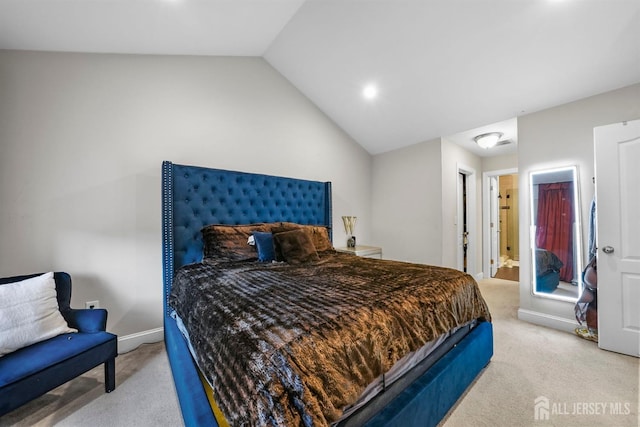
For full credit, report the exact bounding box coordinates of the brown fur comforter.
[169,252,491,426]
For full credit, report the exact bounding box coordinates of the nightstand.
[335,245,382,259]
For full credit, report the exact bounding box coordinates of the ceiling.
[1,0,638,156]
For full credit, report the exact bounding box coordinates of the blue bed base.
[161,161,493,427]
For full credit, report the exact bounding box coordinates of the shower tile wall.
[499,174,519,262]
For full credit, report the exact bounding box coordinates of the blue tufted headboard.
[161,161,332,315]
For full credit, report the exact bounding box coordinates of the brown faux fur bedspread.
[169,252,491,426]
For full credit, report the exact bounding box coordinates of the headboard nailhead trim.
[161,161,175,316]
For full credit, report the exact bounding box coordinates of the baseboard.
[474,272,484,281]
[517,308,578,334]
[117,327,164,354]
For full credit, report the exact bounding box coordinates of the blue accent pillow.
[253,232,276,262]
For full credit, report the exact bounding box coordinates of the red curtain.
[535,182,575,282]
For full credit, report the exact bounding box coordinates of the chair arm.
[66,308,108,333]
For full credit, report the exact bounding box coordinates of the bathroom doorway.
[496,173,519,280]
[483,169,519,280]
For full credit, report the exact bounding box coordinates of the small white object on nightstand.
[335,245,382,259]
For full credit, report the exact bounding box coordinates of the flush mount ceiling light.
[474,132,503,149]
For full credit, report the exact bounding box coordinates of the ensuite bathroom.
[498,174,519,276]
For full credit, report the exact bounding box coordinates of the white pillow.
[0,272,77,357]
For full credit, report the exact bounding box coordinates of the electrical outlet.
[85,300,100,309]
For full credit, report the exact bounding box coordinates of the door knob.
[602,246,615,254]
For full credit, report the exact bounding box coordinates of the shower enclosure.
[499,174,519,267]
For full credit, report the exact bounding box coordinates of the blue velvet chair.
[0,272,118,416]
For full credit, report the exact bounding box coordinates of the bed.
[162,161,493,427]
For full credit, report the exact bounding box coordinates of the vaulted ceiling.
[1,0,638,156]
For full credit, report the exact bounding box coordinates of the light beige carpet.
[2,278,638,426]
[443,278,638,427]
[0,342,182,427]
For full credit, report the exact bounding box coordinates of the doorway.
[483,168,519,280]
[457,164,477,276]
[458,172,469,272]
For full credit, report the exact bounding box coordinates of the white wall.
[371,137,484,276]
[371,139,442,264]
[518,83,640,331]
[0,50,372,342]
[482,153,517,172]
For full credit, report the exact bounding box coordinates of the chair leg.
[105,358,116,393]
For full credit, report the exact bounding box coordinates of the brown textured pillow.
[269,223,333,253]
[267,223,301,261]
[201,223,268,261]
[273,229,320,264]
[269,222,301,234]
[306,225,333,252]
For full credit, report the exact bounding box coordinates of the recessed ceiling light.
[363,84,378,100]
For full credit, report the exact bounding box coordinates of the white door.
[490,176,500,276]
[595,119,640,357]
